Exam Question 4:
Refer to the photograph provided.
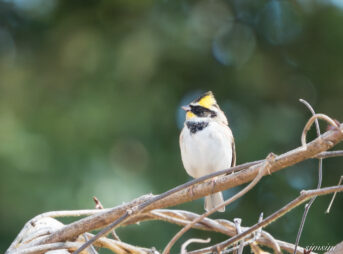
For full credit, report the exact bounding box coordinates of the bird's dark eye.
[190,105,217,118]
[190,106,204,116]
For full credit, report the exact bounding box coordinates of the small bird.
[179,91,236,212]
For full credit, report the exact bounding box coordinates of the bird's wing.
[231,136,236,167]
[219,122,236,168]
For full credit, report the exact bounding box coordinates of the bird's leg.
[210,177,217,194]
[188,183,196,200]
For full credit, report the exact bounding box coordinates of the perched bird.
[179,91,236,212]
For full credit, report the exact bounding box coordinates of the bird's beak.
[182,105,191,111]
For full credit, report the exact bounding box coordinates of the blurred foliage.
[0,0,343,252]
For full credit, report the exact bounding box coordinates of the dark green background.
[1,0,342,252]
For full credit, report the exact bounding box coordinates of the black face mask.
[190,105,217,118]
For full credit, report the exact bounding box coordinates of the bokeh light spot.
[258,0,302,45]
[233,0,266,25]
[188,0,233,39]
[212,23,256,67]
[3,0,57,17]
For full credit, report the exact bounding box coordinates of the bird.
[179,91,236,212]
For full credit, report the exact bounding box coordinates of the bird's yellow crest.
[197,91,216,109]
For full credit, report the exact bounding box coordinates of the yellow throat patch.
[186,111,196,119]
[197,92,216,109]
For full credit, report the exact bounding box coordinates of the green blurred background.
[1,0,342,252]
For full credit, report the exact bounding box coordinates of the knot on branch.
[265,153,276,175]
[127,205,139,215]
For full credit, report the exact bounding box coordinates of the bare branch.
[188,185,343,254]
[221,239,256,254]
[233,218,244,254]
[13,230,152,254]
[299,99,321,136]
[326,175,343,213]
[314,150,343,159]
[181,238,210,254]
[82,234,98,254]
[7,210,106,253]
[253,213,281,254]
[162,154,276,254]
[259,231,281,254]
[131,209,303,254]
[250,242,269,254]
[93,196,120,241]
[9,242,82,254]
[294,99,323,254]
[301,113,340,147]
[325,241,343,254]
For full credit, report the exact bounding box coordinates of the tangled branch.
[6,111,343,254]
[162,153,276,254]
[187,185,343,254]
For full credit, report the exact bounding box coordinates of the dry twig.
[181,238,210,254]
[131,209,300,254]
[93,196,120,241]
[300,113,340,148]
[233,218,244,254]
[294,99,323,254]
[325,175,343,213]
[188,185,343,254]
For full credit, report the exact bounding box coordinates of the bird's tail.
[204,192,225,212]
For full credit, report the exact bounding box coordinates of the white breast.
[180,121,233,178]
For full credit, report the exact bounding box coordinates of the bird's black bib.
[186,121,209,134]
